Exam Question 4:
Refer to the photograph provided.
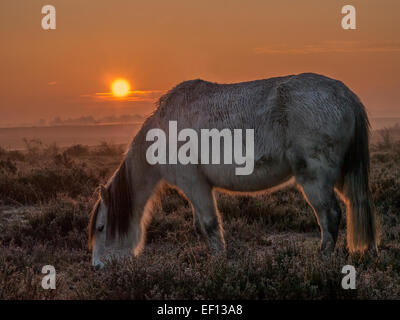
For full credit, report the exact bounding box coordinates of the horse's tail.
[341,98,379,253]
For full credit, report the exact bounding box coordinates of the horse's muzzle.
[93,260,105,271]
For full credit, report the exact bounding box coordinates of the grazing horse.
[89,73,378,269]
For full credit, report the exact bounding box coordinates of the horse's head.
[89,160,143,270]
[89,185,110,270]
[89,177,137,270]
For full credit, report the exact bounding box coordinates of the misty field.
[0,129,400,300]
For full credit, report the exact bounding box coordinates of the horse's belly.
[200,157,293,192]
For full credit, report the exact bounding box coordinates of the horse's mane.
[88,160,133,248]
[106,160,134,239]
[88,199,100,249]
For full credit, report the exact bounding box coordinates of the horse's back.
[154,75,293,127]
[154,73,358,129]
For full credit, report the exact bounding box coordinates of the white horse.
[89,73,378,270]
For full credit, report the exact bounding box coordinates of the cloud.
[81,89,166,103]
[254,41,400,55]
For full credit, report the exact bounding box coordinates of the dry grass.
[0,135,399,300]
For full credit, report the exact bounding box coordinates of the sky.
[0,0,399,126]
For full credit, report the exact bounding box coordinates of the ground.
[0,130,400,299]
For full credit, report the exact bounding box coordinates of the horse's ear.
[100,185,109,206]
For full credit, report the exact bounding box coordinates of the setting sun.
[111,79,131,97]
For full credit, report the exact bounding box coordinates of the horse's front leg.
[179,177,226,253]
[192,209,203,235]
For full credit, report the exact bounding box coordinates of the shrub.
[93,142,124,156]
[0,164,99,204]
[64,144,89,157]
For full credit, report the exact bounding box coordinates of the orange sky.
[0,0,399,126]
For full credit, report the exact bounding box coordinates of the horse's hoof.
[209,240,227,256]
[194,221,203,235]
[320,242,335,255]
[93,260,105,271]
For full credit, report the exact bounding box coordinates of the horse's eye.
[97,225,104,232]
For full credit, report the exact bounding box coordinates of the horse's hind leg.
[177,176,226,252]
[289,155,342,253]
[301,183,342,253]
